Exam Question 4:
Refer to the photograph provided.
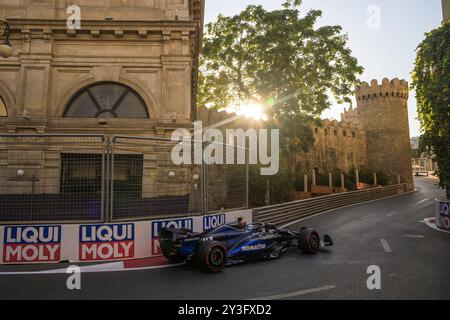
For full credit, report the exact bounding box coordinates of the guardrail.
[254,184,409,226]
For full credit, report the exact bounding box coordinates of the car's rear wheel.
[195,241,227,273]
[298,228,320,254]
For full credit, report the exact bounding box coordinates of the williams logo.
[3,226,61,263]
[79,224,135,261]
[241,243,266,252]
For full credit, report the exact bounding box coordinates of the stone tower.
[356,78,414,190]
[443,0,450,21]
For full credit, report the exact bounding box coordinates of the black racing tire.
[298,228,320,254]
[195,241,228,273]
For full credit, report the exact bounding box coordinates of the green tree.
[200,1,363,205]
[199,0,363,152]
[412,22,450,199]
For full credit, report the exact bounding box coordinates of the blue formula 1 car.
[160,220,333,273]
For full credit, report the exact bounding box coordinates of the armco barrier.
[0,209,252,265]
[254,184,409,226]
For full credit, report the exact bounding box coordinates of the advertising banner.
[0,209,252,265]
[2,225,61,263]
[436,199,450,231]
[79,224,135,261]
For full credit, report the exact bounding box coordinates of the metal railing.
[254,184,409,226]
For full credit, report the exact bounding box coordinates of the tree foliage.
[199,0,363,152]
[412,22,450,198]
[200,1,364,205]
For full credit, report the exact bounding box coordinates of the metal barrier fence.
[206,163,248,213]
[0,134,249,224]
[0,134,106,223]
[254,184,409,226]
[0,133,410,225]
[110,136,202,221]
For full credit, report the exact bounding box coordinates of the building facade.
[0,0,204,134]
[0,1,206,221]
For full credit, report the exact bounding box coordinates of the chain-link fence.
[0,134,106,223]
[205,163,248,212]
[0,134,249,224]
[110,136,202,221]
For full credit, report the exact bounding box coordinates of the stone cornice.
[7,19,201,34]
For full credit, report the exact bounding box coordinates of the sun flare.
[235,101,268,121]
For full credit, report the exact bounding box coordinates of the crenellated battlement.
[356,78,409,101]
[314,117,363,140]
[297,75,413,190]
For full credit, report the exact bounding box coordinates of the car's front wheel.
[195,241,228,273]
[298,228,320,254]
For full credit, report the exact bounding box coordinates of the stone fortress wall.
[199,77,414,192]
[296,78,414,190]
[295,106,368,179]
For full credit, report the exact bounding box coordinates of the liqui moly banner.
[79,224,135,261]
[203,213,226,231]
[0,209,253,264]
[2,225,61,263]
[436,200,450,231]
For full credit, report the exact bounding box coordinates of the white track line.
[380,239,392,253]
[404,234,425,239]
[387,211,397,217]
[248,285,337,300]
[0,261,183,276]
[280,188,418,229]
[417,198,430,204]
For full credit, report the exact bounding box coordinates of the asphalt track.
[0,177,448,300]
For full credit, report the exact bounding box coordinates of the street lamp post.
[0,19,13,58]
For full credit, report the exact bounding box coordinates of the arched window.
[0,96,7,117]
[64,83,149,118]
